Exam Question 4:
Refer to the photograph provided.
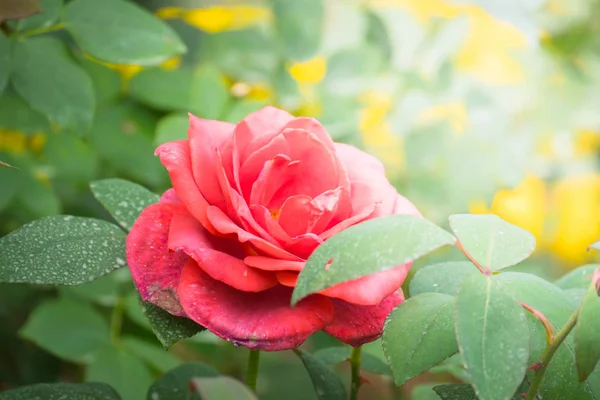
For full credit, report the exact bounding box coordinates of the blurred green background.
[1,0,600,399]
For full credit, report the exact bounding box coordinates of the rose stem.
[246,350,261,392]
[524,307,579,400]
[110,296,125,347]
[350,346,363,400]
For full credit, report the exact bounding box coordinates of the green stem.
[524,308,579,400]
[246,350,261,392]
[15,23,64,38]
[350,346,363,400]
[110,297,125,347]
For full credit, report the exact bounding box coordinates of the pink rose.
[126,107,421,351]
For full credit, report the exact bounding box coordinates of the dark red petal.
[126,201,189,316]
[320,264,411,306]
[178,260,334,351]
[323,291,404,347]
[168,213,278,292]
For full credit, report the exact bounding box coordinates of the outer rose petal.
[168,213,278,292]
[178,260,334,351]
[320,264,411,306]
[323,291,404,347]
[126,201,189,316]
[188,114,235,209]
[155,140,218,235]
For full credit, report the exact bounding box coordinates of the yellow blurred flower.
[28,133,47,154]
[287,57,327,85]
[84,54,182,81]
[157,6,270,33]
[357,91,404,170]
[547,173,600,264]
[469,174,547,242]
[365,0,527,85]
[0,129,27,153]
[574,129,600,157]
[417,101,468,133]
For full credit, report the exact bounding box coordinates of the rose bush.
[126,106,421,351]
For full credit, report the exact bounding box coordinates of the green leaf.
[575,278,600,381]
[125,293,151,330]
[0,382,121,400]
[146,362,220,400]
[433,384,477,400]
[429,353,470,383]
[154,113,189,146]
[292,215,455,305]
[60,270,125,306]
[273,0,324,60]
[14,0,62,32]
[0,163,21,212]
[191,377,258,400]
[121,336,180,373]
[79,56,121,104]
[496,272,600,399]
[0,92,51,134]
[293,349,347,400]
[455,274,529,400]
[362,353,392,375]
[90,103,167,189]
[0,215,126,285]
[63,0,186,65]
[43,132,98,182]
[129,68,192,112]
[313,347,350,365]
[17,168,61,218]
[189,64,230,120]
[86,346,153,400]
[554,264,600,290]
[565,288,588,306]
[11,37,95,131]
[20,297,110,363]
[0,32,10,95]
[589,241,600,251]
[141,301,204,348]
[90,178,159,231]
[409,261,477,296]
[383,292,457,385]
[449,214,536,272]
[0,0,42,21]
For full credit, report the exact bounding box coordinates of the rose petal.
[230,107,295,191]
[285,234,323,260]
[334,142,386,181]
[278,188,344,237]
[240,129,339,207]
[155,140,218,235]
[393,193,422,216]
[178,260,334,351]
[249,154,298,207]
[284,118,353,221]
[323,291,404,347]
[319,203,378,240]
[160,188,181,203]
[126,201,189,316]
[188,114,235,209]
[244,256,305,272]
[276,271,298,287]
[320,264,411,306]
[168,213,278,292]
[250,205,292,244]
[207,206,302,261]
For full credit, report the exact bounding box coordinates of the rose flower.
[126,107,421,351]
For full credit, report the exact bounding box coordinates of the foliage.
[1,0,600,400]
